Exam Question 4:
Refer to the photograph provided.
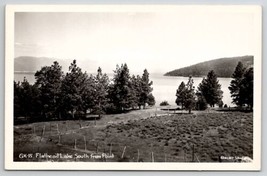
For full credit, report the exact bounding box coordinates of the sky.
[15,10,256,74]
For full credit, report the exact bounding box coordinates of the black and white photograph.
[5,5,262,170]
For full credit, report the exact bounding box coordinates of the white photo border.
[5,4,262,170]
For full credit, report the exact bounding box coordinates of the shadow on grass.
[215,108,253,113]
[171,112,191,115]
[14,106,157,125]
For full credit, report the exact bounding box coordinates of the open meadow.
[14,109,253,162]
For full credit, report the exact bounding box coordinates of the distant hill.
[14,56,98,73]
[14,56,67,72]
[164,56,253,78]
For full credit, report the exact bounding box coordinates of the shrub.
[104,103,117,114]
[160,101,169,106]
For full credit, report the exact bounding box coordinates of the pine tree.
[184,76,196,113]
[239,67,253,110]
[140,69,154,108]
[34,61,63,119]
[175,81,186,109]
[147,93,156,106]
[14,81,22,118]
[228,62,246,107]
[80,73,96,115]
[130,75,141,109]
[198,70,223,107]
[109,64,132,112]
[14,78,40,121]
[61,60,88,118]
[176,77,196,113]
[93,67,110,116]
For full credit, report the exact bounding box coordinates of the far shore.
[14,71,36,74]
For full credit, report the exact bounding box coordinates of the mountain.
[14,56,98,73]
[164,55,253,78]
[14,56,68,72]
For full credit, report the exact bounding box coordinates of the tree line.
[175,61,253,113]
[14,60,155,121]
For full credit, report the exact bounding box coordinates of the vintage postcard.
[5,5,262,170]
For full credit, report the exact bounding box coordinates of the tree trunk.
[84,110,87,119]
[72,110,75,119]
[79,119,82,128]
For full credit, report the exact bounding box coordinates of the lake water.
[14,73,233,107]
[151,74,233,107]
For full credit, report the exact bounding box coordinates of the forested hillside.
[164,56,253,77]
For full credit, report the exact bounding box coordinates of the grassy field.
[14,108,253,162]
